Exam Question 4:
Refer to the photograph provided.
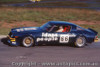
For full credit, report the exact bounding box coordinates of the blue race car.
[8,21,98,48]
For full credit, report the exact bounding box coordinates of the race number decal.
[59,35,69,43]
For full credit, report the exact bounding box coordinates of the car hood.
[11,27,41,33]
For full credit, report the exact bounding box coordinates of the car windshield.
[40,22,52,31]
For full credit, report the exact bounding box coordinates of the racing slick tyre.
[75,36,86,48]
[22,36,34,47]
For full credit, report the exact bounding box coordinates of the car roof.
[49,21,77,26]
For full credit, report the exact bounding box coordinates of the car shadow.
[38,43,76,48]
[1,37,11,46]
[1,37,76,48]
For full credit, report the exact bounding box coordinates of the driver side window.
[49,25,71,33]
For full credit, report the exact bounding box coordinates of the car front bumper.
[7,36,19,46]
[94,38,99,42]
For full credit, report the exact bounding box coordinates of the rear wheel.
[22,36,34,47]
[75,36,86,48]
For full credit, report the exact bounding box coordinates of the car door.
[36,25,59,44]
[36,31,58,45]
[54,25,77,44]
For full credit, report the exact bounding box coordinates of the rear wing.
[88,28,98,35]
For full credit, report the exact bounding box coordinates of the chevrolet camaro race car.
[29,0,40,2]
[8,21,98,48]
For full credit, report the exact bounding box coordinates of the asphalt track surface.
[0,38,100,67]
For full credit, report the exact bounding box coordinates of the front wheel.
[75,36,86,48]
[22,36,34,47]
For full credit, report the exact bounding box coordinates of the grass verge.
[0,7,100,37]
[0,7,100,22]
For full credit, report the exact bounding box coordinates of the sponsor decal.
[42,33,58,37]
[59,33,76,43]
[37,33,58,42]
[59,35,69,43]
[16,28,37,32]
[37,37,58,42]
[37,33,76,43]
